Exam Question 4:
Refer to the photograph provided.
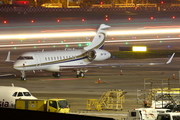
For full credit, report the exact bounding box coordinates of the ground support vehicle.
[15,99,70,113]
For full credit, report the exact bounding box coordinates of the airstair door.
[34,54,41,70]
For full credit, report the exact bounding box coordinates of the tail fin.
[84,24,110,51]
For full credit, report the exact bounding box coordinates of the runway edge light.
[132,46,147,52]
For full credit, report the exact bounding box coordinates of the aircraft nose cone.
[13,61,24,70]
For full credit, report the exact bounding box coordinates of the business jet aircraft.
[6,24,175,80]
[0,84,37,108]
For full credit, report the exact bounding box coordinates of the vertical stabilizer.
[84,24,110,51]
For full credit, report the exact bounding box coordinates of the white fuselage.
[0,86,37,108]
[13,49,111,72]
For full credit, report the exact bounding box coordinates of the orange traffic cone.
[97,78,101,83]
[120,70,123,75]
[172,74,176,79]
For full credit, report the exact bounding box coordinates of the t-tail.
[84,24,110,51]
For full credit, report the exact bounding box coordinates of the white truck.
[125,108,171,120]
[157,113,180,120]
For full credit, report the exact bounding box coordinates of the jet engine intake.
[86,49,111,61]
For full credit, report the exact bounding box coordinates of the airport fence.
[0,6,180,13]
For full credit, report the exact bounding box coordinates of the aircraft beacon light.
[3,20,7,24]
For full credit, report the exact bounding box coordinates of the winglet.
[5,51,11,62]
[5,51,14,63]
[166,53,175,64]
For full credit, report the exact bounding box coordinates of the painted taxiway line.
[41,78,85,81]
[70,113,127,116]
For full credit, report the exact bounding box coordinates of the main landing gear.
[52,72,61,78]
[76,70,85,78]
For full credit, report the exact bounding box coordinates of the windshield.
[23,92,31,96]
[58,100,68,108]
[157,115,170,120]
[12,92,17,97]
[12,92,31,97]
[17,56,33,60]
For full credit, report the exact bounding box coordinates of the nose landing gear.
[20,71,26,81]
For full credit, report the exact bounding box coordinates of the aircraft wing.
[60,53,175,69]
[0,74,16,77]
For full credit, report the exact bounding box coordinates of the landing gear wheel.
[21,77,26,81]
[80,72,84,78]
[76,72,84,78]
[52,72,61,78]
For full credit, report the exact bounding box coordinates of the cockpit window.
[17,92,23,97]
[23,92,31,96]
[12,92,18,97]
[17,56,33,60]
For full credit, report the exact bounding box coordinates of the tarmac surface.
[0,47,179,120]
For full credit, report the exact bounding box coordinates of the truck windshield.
[58,100,68,108]
[157,115,170,120]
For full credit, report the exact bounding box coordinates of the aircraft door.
[34,54,41,69]
[48,100,59,113]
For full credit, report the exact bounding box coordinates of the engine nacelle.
[86,49,111,61]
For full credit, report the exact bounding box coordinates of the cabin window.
[17,56,33,60]
[51,57,53,60]
[48,57,50,60]
[60,56,62,60]
[54,57,56,60]
[45,57,47,61]
[17,92,23,97]
[57,56,59,60]
[23,92,31,96]
[12,92,18,97]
